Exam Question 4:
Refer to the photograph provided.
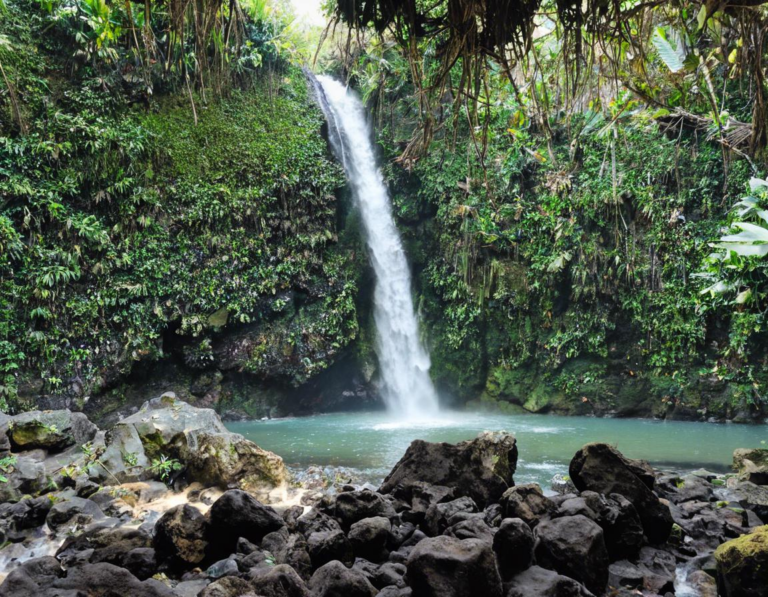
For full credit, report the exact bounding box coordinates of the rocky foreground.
[0,398,766,596]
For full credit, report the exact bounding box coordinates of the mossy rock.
[715,525,768,597]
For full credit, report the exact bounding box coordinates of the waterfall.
[313,75,440,419]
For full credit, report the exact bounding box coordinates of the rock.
[734,448,768,485]
[45,496,104,531]
[506,565,595,597]
[154,504,209,568]
[334,490,396,529]
[0,496,52,533]
[208,489,285,553]
[0,456,46,502]
[674,474,714,503]
[396,483,455,524]
[175,579,211,597]
[608,560,644,589]
[123,547,157,580]
[729,481,768,522]
[569,443,673,543]
[119,396,287,495]
[493,517,534,580]
[251,564,311,597]
[584,492,643,561]
[0,560,177,597]
[95,423,151,484]
[181,429,287,500]
[423,496,477,536]
[405,536,503,597]
[348,516,391,562]
[297,509,342,538]
[500,484,555,528]
[635,546,676,594]
[57,525,153,570]
[200,577,255,597]
[555,496,597,520]
[308,560,377,597]
[8,410,97,452]
[444,516,494,542]
[307,530,354,569]
[380,432,517,509]
[534,515,609,595]
[207,558,239,579]
[715,525,768,597]
[374,562,406,589]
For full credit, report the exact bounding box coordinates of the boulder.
[45,497,104,531]
[308,560,377,597]
[0,496,52,533]
[635,546,676,594]
[584,492,643,561]
[57,525,153,570]
[200,577,256,597]
[534,515,609,595]
[734,449,768,486]
[715,525,768,597]
[380,431,517,508]
[334,490,395,529]
[569,443,673,543]
[118,395,287,495]
[94,423,151,484]
[729,481,768,522]
[493,517,534,579]
[0,558,176,597]
[251,563,310,597]
[208,489,285,553]
[506,565,595,597]
[405,536,503,597]
[297,509,342,538]
[500,484,555,528]
[423,496,477,536]
[0,456,47,502]
[348,516,391,562]
[153,504,209,568]
[8,410,97,452]
[307,530,354,569]
[444,516,494,542]
[608,560,644,590]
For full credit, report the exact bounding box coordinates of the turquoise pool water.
[226,411,767,487]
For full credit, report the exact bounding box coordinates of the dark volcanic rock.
[308,560,377,597]
[423,496,477,536]
[307,529,354,569]
[534,514,609,595]
[506,565,595,597]
[405,535,503,597]
[348,516,391,562]
[380,431,517,508]
[493,517,534,580]
[251,563,310,597]
[154,504,209,568]
[45,496,104,531]
[208,489,285,552]
[500,483,555,528]
[569,443,673,543]
[334,490,396,530]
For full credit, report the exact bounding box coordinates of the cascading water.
[313,75,440,419]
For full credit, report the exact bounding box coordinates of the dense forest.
[2,0,768,423]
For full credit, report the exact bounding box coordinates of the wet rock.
[0,456,46,502]
[423,496,477,536]
[380,431,517,508]
[569,443,673,543]
[8,410,97,452]
[715,524,768,597]
[207,557,239,579]
[153,504,209,568]
[734,448,768,485]
[534,514,609,595]
[208,489,285,553]
[492,517,534,580]
[505,565,595,597]
[308,560,377,597]
[405,535,503,597]
[251,563,311,596]
[0,496,52,533]
[674,474,714,503]
[635,546,676,594]
[45,496,104,531]
[348,516,391,562]
[334,490,396,530]
[307,530,353,569]
[500,483,555,528]
[297,509,342,538]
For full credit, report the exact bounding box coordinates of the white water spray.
[314,75,440,419]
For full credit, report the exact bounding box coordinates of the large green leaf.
[652,28,686,73]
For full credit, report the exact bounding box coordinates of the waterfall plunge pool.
[226,411,767,488]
